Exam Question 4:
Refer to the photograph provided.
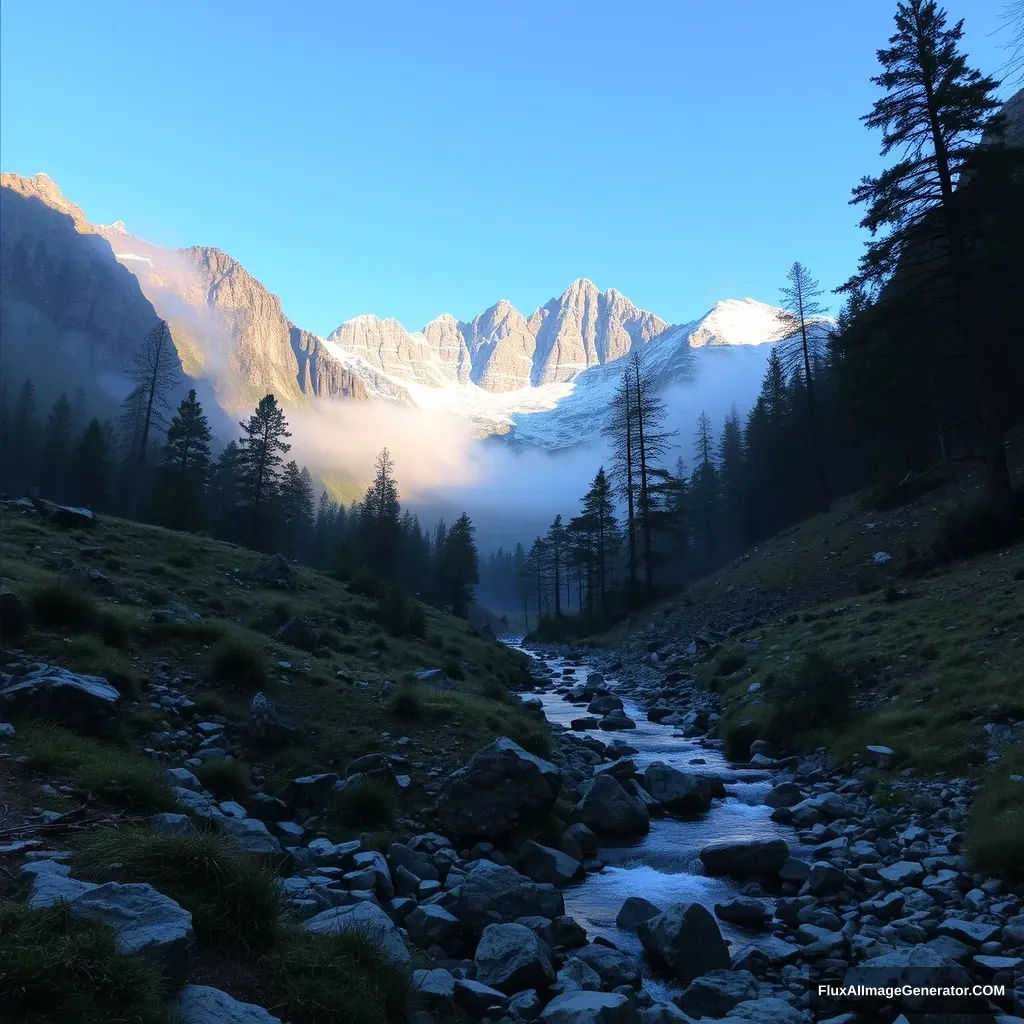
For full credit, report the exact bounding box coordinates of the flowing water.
[512,645,805,999]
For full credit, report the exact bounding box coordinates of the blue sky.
[1,0,1013,335]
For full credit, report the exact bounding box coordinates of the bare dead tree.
[125,320,180,515]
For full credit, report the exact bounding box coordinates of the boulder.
[413,968,456,1012]
[714,897,769,929]
[519,840,584,886]
[219,818,283,859]
[435,737,562,841]
[251,553,295,591]
[677,969,758,1018]
[304,902,410,968]
[171,985,281,1024]
[572,775,649,838]
[637,902,730,984]
[699,839,789,878]
[454,978,508,1016]
[0,587,28,639]
[540,991,639,1024]
[0,664,119,734]
[286,772,339,808]
[642,763,713,813]
[588,694,624,715]
[572,943,643,989]
[149,813,194,836]
[475,922,556,994]
[640,1002,694,1024]
[843,947,973,1014]
[877,861,926,887]
[557,956,603,992]
[616,896,662,931]
[246,692,300,748]
[405,903,463,954]
[456,861,564,936]
[597,711,637,731]
[67,881,194,989]
[275,617,319,651]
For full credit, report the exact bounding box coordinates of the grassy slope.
[593,461,1024,878]
[0,508,546,824]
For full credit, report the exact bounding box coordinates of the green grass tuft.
[208,636,269,690]
[194,758,251,802]
[327,778,397,830]
[74,826,283,950]
[266,925,413,1024]
[0,899,180,1023]
[15,723,175,813]
[966,740,1024,881]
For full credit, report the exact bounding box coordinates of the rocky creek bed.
[1,640,1023,1024]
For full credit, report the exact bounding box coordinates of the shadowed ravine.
[509,643,810,1000]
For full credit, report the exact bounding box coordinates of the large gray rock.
[541,991,639,1024]
[220,817,283,858]
[519,840,584,886]
[171,985,281,1024]
[455,978,508,1016]
[27,866,98,908]
[558,956,604,992]
[637,902,730,984]
[414,968,456,1011]
[67,882,194,988]
[642,763,713,813]
[699,839,789,878]
[246,692,300,748]
[676,969,758,1018]
[475,922,555,994]
[616,896,662,931]
[435,737,562,841]
[304,901,411,969]
[572,943,643,989]
[456,861,564,935]
[572,774,649,838]
[843,947,974,1013]
[0,664,119,734]
[405,903,463,954]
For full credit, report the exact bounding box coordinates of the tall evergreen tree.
[844,0,1013,521]
[361,448,402,579]
[238,394,292,550]
[6,379,38,494]
[278,461,316,558]
[545,515,567,617]
[39,394,73,501]
[72,418,110,509]
[579,466,618,608]
[156,389,212,531]
[780,261,830,512]
[208,442,244,543]
[437,512,479,618]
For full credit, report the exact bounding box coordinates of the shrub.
[348,572,379,599]
[388,683,422,719]
[926,494,1024,568]
[30,582,95,630]
[723,717,762,761]
[716,651,748,676]
[764,649,856,747]
[208,637,269,690]
[327,778,397,830]
[442,657,465,681]
[0,900,179,1022]
[74,826,283,949]
[167,552,194,569]
[193,691,229,717]
[966,741,1024,881]
[267,926,413,1024]
[194,758,251,801]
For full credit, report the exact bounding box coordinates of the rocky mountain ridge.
[0,171,809,448]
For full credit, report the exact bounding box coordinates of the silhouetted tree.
[437,513,479,618]
[238,394,292,549]
[39,394,73,500]
[155,389,212,531]
[72,418,110,509]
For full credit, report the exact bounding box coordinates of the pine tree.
[579,466,618,608]
[437,513,479,618]
[238,394,292,550]
[156,389,212,531]
[690,412,719,572]
[208,442,244,543]
[780,261,830,513]
[72,418,110,509]
[278,461,316,558]
[6,379,39,494]
[605,374,638,592]
[844,0,1013,520]
[313,491,337,569]
[39,394,73,501]
[360,448,402,579]
[717,410,748,555]
[545,515,567,617]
